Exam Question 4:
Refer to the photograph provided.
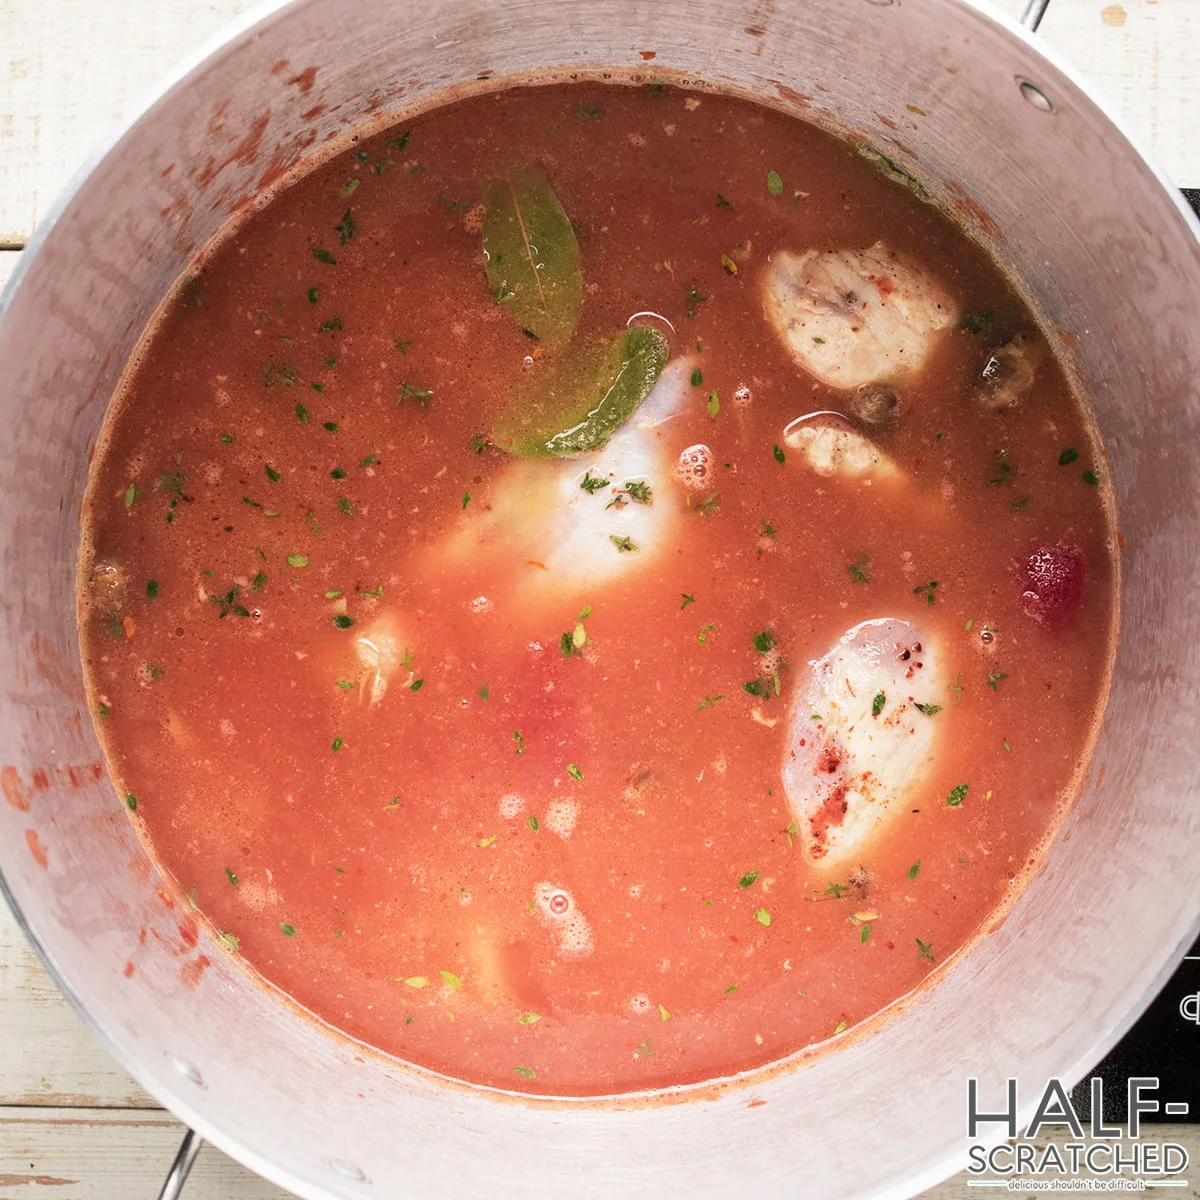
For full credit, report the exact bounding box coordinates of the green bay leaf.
[492,326,669,458]
[482,167,582,348]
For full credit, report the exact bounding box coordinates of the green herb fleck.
[312,247,337,265]
[332,736,344,752]
[580,470,610,493]
[861,923,871,944]
[125,792,137,811]
[773,444,786,464]
[410,678,424,692]
[872,691,886,717]
[908,861,921,880]
[566,763,583,782]
[515,1065,537,1079]
[684,281,708,319]
[680,593,696,609]
[914,702,942,716]
[225,867,238,886]
[946,783,969,807]
[961,310,995,334]
[317,314,343,333]
[690,367,704,387]
[1058,447,1079,466]
[766,169,784,196]
[716,193,734,210]
[913,580,939,605]
[440,969,463,990]
[527,815,540,832]
[337,496,354,516]
[286,553,309,568]
[1011,495,1031,510]
[124,482,139,508]
[145,579,159,600]
[281,923,297,937]
[752,630,776,654]
[610,534,639,553]
[707,390,720,418]
[1082,469,1100,487]
[917,938,935,963]
[755,907,772,927]
[696,694,724,711]
[988,449,1013,485]
[333,614,355,629]
[518,1011,542,1025]
[848,555,870,584]
[576,102,601,121]
[738,869,760,889]
[986,669,1009,692]
[513,729,525,755]
[334,208,357,245]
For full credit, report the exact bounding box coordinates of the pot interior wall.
[1,1,1197,1197]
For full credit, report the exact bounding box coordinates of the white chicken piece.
[446,355,694,597]
[782,618,944,868]
[762,243,958,389]
[352,614,410,706]
[783,413,900,482]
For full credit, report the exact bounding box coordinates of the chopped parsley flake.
[410,679,424,692]
[707,389,720,418]
[312,247,337,265]
[755,907,772,927]
[337,496,354,516]
[986,669,1009,692]
[861,924,871,944]
[567,763,583,781]
[680,593,695,609]
[908,861,921,880]
[332,614,355,628]
[946,783,969,807]
[286,554,309,568]
[752,630,776,654]
[307,286,319,306]
[331,736,344,752]
[773,444,786,464]
[1082,469,1100,486]
[125,792,137,811]
[872,691,886,717]
[914,702,942,716]
[1058,447,1079,466]
[580,470,610,493]
[766,168,784,196]
[280,923,297,937]
[440,970,463,990]
[517,1012,542,1025]
[913,580,939,605]
[962,309,995,334]
[610,534,639,553]
[514,1066,537,1079]
[334,208,357,245]
[738,869,760,889]
[848,555,870,584]
[691,367,704,387]
[917,938,935,963]
[696,694,724,711]
[225,868,238,886]
[528,815,540,832]
[146,579,159,600]
[317,314,343,333]
[265,463,281,483]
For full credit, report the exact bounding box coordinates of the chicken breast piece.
[783,413,900,482]
[782,618,944,868]
[762,243,958,389]
[444,355,693,599]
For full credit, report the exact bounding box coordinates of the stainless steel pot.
[2,1,1198,1197]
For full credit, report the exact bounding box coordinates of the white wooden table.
[1,1,1196,1196]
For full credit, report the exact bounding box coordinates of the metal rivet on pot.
[1017,78,1054,112]
[327,1159,370,1183]
[165,1053,205,1087]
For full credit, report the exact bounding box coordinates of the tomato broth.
[80,82,1115,1096]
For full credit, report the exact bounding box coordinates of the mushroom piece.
[974,331,1043,411]
[762,242,958,390]
[852,383,901,426]
[781,618,944,868]
[783,413,901,482]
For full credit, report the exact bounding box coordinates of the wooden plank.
[0,893,154,1109]
[0,0,1195,245]
[0,1108,293,1199]
[0,0,260,244]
